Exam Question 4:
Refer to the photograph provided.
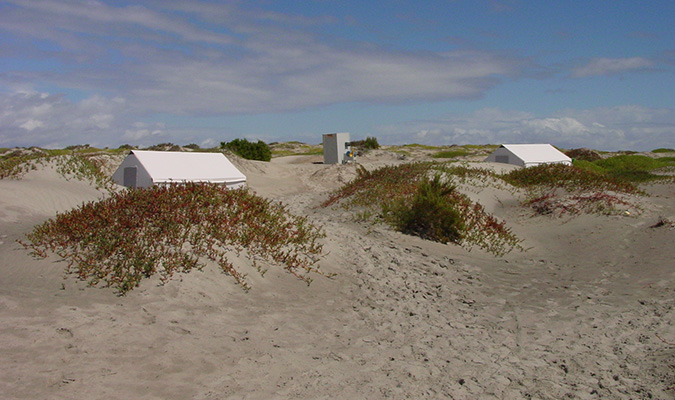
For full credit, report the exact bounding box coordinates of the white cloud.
[572,57,654,78]
[522,117,588,136]
[123,122,165,141]
[19,119,44,131]
[0,1,525,116]
[0,91,150,147]
[377,106,675,151]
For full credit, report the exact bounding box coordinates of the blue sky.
[0,0,673,150]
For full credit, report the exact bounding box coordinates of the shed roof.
[500,144,571,164]
[130,150,246,184]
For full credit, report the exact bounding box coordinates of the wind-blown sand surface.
[1,151,673,399]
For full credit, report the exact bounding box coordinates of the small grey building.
[323,132,353,164]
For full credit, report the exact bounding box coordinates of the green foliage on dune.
[323,162,522,256]
[384,174,464,244]
[501,163,641,194]
[221,138,272,161]
[432,149,470,159]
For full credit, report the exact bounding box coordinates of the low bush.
[351,136,381,152]
[21,183,325,294]
[384,175,464,243]
[221,138,272,161]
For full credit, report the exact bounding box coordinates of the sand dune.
[1,152,673,399]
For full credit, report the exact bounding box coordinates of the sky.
[0,0,673,151]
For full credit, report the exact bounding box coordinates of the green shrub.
[221,138,272,161]
[21,183,325,294]
[385,175,463,243]
[351,136,380,151]
[362,136,380,150]
[652,148,674,153]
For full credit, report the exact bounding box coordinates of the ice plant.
[21,183,326,294]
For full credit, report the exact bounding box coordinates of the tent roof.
[129,150,246,184]
[499,144,571,164]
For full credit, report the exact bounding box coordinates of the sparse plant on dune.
[21,183,326,294]
[501,164,644,216]
[1,149,117,191]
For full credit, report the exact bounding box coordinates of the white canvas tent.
[485,144,572,167]
[112,150,247,189]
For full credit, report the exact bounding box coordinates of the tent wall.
[111,154,154,188]
[485,147,525,167]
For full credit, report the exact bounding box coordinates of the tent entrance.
[123,167,137,188]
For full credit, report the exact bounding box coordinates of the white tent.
[485,144,572,167]
[112,150,247,189]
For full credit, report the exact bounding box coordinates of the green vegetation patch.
[594,155,675,182]
[322,162,522,256]
[431,149,470,159]
[270,142,323,157]
[21,183,326,294]
[501,163,641,194]
[351,136,380,151]
[221,139,272,161]
[384,175,464,243]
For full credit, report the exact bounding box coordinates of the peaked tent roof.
[499,144,571,165]
[129,150,246,184]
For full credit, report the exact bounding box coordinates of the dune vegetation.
[322,162,523,256]
[21,183,326,294]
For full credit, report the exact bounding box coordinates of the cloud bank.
[377,106,675,151]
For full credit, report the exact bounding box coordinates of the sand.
[0,151,673,399]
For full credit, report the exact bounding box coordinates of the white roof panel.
[501,144,571,164]
[131,150,246,184]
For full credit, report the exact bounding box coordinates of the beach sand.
[1,151,673,399]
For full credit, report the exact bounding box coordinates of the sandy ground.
[0,152,673,399]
